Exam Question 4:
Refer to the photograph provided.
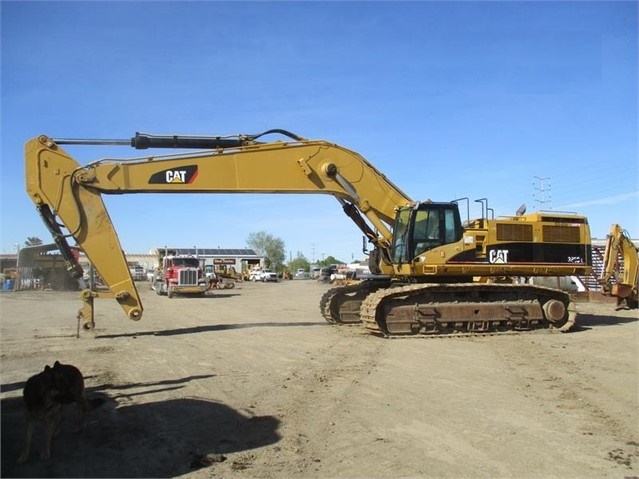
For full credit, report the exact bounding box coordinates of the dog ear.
[44,365,52,371]
[54,361,61,367]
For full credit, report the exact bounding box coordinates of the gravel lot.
[1,280,638,478]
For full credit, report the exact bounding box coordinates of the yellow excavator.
[599,224,638,309]
[25,130,592,335]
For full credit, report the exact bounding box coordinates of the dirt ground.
[1,280,638,479]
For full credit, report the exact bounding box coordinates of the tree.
[24,237,43,247]
[287,253,310,273]
[246,231,286,272]
[317,255,343,267]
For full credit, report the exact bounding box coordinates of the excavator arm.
[25,131,414,327]
[599,224,639,309]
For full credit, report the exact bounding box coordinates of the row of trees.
[287,254,344,273]
[246,231,344,272]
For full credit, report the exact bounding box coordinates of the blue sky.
[2,1,637,263]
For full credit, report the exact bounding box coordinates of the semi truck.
[152,249,207,298]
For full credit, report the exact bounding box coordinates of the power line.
[533,176,552,210]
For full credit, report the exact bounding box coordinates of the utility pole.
[533,176,552,210]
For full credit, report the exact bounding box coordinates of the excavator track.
[359,283,577,337]
[319,279,391,324]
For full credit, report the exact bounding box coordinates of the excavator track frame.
[319,279,391,324]
[359,283,577,337]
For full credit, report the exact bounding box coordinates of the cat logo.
[166,170,187,183]
[149,165,198,184]
[489,249,509,264]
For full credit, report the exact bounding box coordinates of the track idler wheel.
[542,299,566,324]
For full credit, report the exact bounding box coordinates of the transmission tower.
[533,176,552,210]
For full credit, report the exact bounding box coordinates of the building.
[6,244,79,290]
[0,253,17,272]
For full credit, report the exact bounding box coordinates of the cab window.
[391,208,411,263]
[412,207,461,257]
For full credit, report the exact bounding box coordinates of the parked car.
[260,270,278,282]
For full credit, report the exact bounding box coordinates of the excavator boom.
[25,132,413,327]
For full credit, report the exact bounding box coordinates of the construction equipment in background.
[25,130,591,334]
[598,224,638,309]
[128,262,147,281]
[13,244,81,291]
[2,268,17,291]
[202,263,236,290]
[151,248,207,298]
[202,259,242,281]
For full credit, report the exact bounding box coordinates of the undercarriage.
[320,281,577,337]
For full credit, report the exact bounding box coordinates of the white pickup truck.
[258,270,278,282]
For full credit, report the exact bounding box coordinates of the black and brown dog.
[17,361,87,464]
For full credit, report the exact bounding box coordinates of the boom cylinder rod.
[52,138,131,146]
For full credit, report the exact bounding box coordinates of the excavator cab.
[391,202,463,264]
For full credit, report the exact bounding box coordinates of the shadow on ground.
[2,379,280,478]
[574,312,638,330]
[96,321,326,339]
